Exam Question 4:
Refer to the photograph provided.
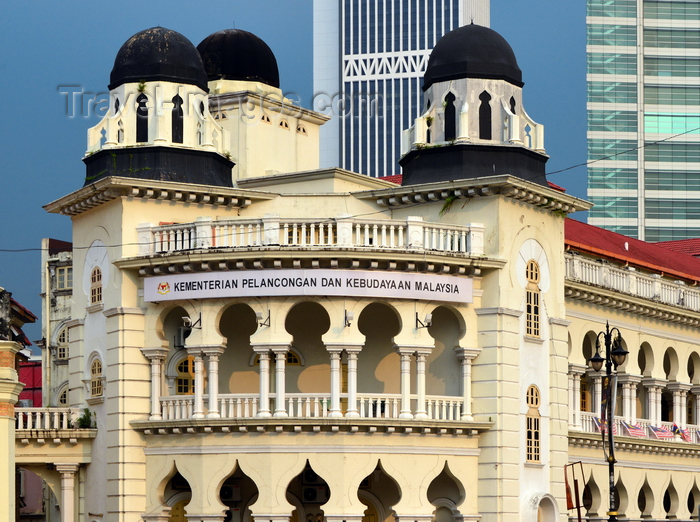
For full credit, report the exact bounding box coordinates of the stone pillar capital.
[667,382,691,393]
[454,347,480,360]
[568,363,587,376]
[141,347,169,361]
[55,463,80,476]
[201,345,225,358]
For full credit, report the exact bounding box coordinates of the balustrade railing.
[565,253,700,312]
[576,411,700,443]
[137,216,484,257]
[15,408,73,430]
[159,393,464,422]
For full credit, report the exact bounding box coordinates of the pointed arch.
[478,91,492,140]
[136,93,148,143]
[172,95,184,143]
[444,92,456,141]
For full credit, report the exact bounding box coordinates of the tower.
[586,0,700,241]
[313,0,491,178]
[400,24,547,186]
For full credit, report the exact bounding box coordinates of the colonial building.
[9,21,700,522]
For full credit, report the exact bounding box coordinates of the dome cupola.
[400,24,547,187]
[109,27,209,91]
[197,29,280,88]
[423,23,522,91]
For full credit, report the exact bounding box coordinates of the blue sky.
[0,0,585,341]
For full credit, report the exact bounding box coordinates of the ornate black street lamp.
[589,322,628,522]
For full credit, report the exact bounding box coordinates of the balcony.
[136,215,485,258]
[574,411,700,444]
[565,253,700,313]
[159,392,464,421]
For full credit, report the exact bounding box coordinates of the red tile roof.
[653,238,700,257]
[378,174,403,185]
[565,219,700,282]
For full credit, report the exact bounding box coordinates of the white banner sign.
[144,269,472,304]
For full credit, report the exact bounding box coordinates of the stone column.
[668,382,690,428]
[56,464,79,522]
[345,346,362,418]
[203,346,225,419]
[253,347,272,417]
[691,385,700,426]
[414,348,432,420]
[643,379,666,425]
[568,364,586,428]
[0,340,23,522]
[328,347,344,418]
[142,348,168,420]
[189,348,206,419]
[455,348,480,421]
[272,346,290,418]
[617,374,640,425]
[397,348,414,419]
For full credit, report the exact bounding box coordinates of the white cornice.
[353,174,591,215]
[43,176,276,217]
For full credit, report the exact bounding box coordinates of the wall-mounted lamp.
[415,313,433,329]
[256,310,271,328]
[175,314,200,348]
[345,310,354,328]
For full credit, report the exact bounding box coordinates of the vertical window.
[91,359,103,397]
[56,266,73,290]
[90,267,102,305]
[479,91,492,140]
[444,92,456,141]
[172,95,184,144]
[57,328,69,360]
[176,356,195,395]
[526,260,540,337]
[526,385,541,462]
[117,120,124,144]
[136,93,148,143]
[510,96,516,114]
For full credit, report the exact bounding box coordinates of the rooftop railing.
[565,253,700,311]
[137,215,485,257]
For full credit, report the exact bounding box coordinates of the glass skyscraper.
[314,0,490,177]
[587,0,700,241]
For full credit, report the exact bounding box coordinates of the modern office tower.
[314,0,490,177]
[586,0,700,241]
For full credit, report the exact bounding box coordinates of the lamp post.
[589,322,628,522]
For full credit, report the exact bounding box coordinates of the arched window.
[297,124,307,135]
[479,91,492,140]
[117,120,124,144]
[526,260,540,337]
[279,119,290,130]
[526,385,541,462]
[91,359,103,397]
[444,92,456,141]
[136,93,149,143]
[90,267,102,305]
[172,95,184,143]
[510,96,516,114]
[56,328,69,360]
[58,387,68,406]
[176,356,195,395]
[114,97,120,115]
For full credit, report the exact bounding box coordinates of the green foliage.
[439,195,456,217]
[76,408,93,429]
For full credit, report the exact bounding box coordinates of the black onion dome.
[197,29,280,88]
[109,27,209,91]
[423,24,523,91]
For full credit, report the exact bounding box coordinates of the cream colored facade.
[8,23,700,522]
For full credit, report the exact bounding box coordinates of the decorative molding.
[103,307,145,317]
